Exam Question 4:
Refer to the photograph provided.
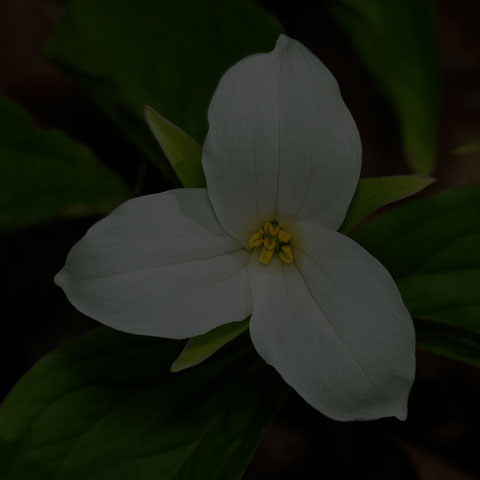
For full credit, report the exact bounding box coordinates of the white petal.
[55,189,251,339]
[249,225,415,421]
[202,34,361,245]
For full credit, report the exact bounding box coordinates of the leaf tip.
[143,104,156,122]
[420,175,436,186]
[406,174,436,191]
[170,361,184,373]
[452,141,480,155]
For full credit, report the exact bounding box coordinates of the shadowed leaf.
[46,0,283,178]
[0,97,129,231]
[354,184,480,366]
[326,0,439,174]
[0,328,287,480]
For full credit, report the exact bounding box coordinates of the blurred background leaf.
[354,184,480,366]
[453,141,480,154]
[0,328,287,480]
[0,97,129,232]
[415,319,480,368]
[45,0,283,181]
[325,0,439,174]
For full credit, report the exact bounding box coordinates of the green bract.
[145,107,205,188]
[339,175,435,233]
[171,318,250,372]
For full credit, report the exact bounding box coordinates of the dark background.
[1,0,479,478]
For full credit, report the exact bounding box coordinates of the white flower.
[55,35,415,421]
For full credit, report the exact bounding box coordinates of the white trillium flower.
[55,34,415,421]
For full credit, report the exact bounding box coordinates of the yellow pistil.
[248,220,294,265]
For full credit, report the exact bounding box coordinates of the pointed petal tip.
[394,407,408,422]
[53,269,65,288]
[274,34,301,55]
[275,33,291,48]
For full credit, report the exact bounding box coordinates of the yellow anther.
[277,229,291,243]
[251,221,293,265]
[263,236,277,250]
[249,229,264,248]
[279,244,294,264]
[260,246,275,265]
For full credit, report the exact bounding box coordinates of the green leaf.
[145,106,205,188]
[172,318,250,372]
[0,97,129,231]
[326,0,439,174]
[339,175,435,233]
[353,185,480,365]
[415,318,480,368]
[45,0,283,178]
[453,141,480,154]
[0,328,287,480]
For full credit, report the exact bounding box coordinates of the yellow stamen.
[277,229,292,243]
[263,236,276,250]
[250,221,294,265]
[263,222,273,235]
[248,229,264,248]
[279,244,294,264]
[260,246,274,265]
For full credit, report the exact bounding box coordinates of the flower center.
[249,221,294,265]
